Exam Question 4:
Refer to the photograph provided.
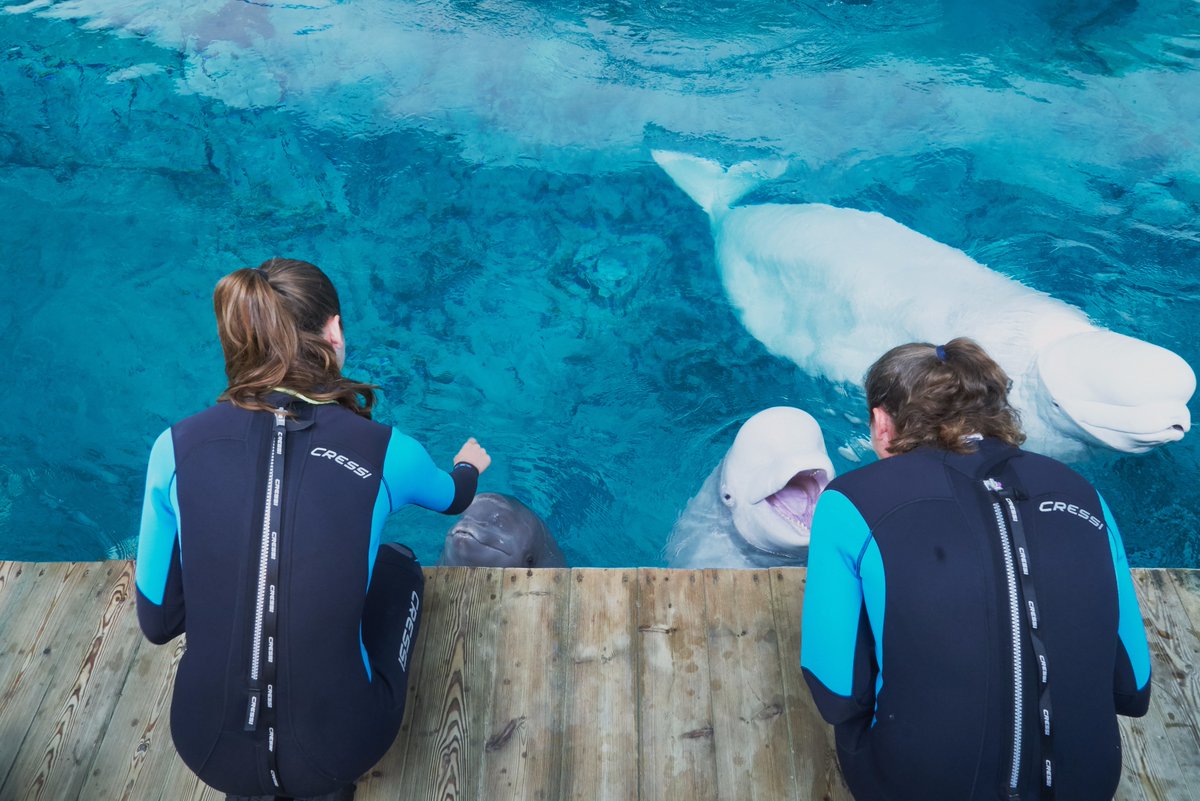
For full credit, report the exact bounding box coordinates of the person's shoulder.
[316,403,391,436]
[827,448,936,492]
[170,401,246,432]
[1011,447,1097,494]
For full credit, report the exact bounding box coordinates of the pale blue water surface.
[1,0,1198,566]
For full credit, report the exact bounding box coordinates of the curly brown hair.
[864,337,1025,455]
[214,258,377,418]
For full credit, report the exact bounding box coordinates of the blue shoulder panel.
[136,428,180,606]
[380,430,455,514]
[801,489,874,697]
[1099,494,1151,690]
[859,537,886,703]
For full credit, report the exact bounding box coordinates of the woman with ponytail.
[800,337,1150,801]
[135,258,489,801]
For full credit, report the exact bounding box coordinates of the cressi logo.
[1037,500,1103,530]
[309,447,373,478]
[398,591,420,671]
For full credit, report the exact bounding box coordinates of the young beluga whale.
[438,492,566,568]
[665,407,834,569]
[652,150,1196,462]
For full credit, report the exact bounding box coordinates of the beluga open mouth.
[718,407,836,557]
[764,468,830,535]
[666,407,836,568]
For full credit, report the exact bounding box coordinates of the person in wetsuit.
[800,337,1151,801]
[135,258,491,801]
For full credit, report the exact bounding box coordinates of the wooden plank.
[359,566,505,801]
[703,569,796,801]
[637,569,718,801]
[3,561,142,801]
[1165,570,1200,629]
[0,563,1197,801]
[0,564,69,682]
[559,569,638,801]
[1115,570,1200,801]
[0,562,40,623]
[83,625,186,801]
[0,563,113,795]
[768,567,853,801]
[476,568,570,801]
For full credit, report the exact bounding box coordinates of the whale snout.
[1037,330,1196,454]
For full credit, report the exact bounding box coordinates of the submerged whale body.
[652,150,1196,461]
[666,407,834,569]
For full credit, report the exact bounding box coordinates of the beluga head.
[439,493,566,568]
[719,407,835,554]
[1035,330,1195,453]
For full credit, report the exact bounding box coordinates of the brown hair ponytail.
[214,258,377,418]
[864,337,1025,455]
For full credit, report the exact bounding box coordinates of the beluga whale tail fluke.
[650,150,786,220]
[652,150,1196,461]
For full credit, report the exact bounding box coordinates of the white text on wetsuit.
[398,591,420,671]
[1037,501,1103,529]
[309,447,372,478]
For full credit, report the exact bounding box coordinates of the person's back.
[801,338,1151,801]
[136,258,490,800]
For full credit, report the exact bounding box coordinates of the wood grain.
[636,569,718,801]
[3,562,141,801]
[559,569,638,801]
[0,564,1196,801]
[703,569,798,801]
[768,567,853,801]
[0,563,113,795]
[477,568,570,801]
[1118,570,1200,801]
[361,566,505,801]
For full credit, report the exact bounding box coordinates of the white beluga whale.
[665,407,834,569]
[652,150,1196,462]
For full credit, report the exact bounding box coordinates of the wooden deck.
[0,563,1197,801]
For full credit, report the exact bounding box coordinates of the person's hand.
[454,438,491,474]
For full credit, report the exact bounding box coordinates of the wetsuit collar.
[937,436,1024,480]
[270,387,338,406]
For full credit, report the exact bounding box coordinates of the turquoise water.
[1,0,1197,567]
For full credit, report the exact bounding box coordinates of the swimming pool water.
[1,0,1198,567]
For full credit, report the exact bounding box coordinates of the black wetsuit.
[800,438,1151,801]
[135,393,477,798]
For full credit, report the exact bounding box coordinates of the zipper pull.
[983,478,1003,492]
[274,407,286,427]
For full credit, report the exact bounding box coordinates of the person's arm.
[135,429,186,645]
[1099,494,1151,717]
[801,489,878,727]
[381,431,490,515]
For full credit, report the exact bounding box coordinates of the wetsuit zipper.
[985,478,1023,800]
[249,409,285,686]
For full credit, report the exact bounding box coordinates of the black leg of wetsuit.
[360,543,425,712]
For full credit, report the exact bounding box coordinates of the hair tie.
[935,345,947,362]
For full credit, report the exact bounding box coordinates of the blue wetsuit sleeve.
[1100,494,1151,717]
[382,430,478,514]
[801,489,877,727]
[135,429,186,645]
